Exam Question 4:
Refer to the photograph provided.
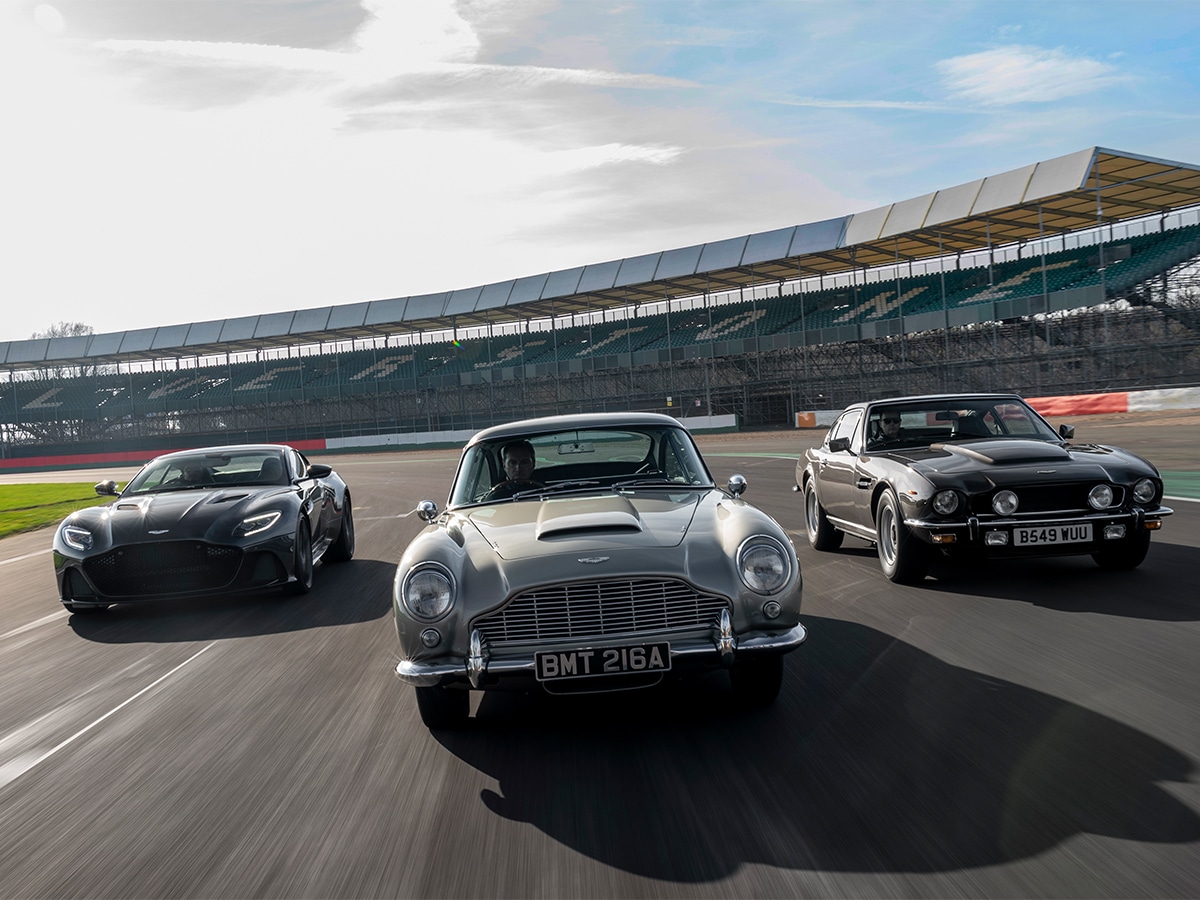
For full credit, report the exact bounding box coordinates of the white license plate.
[1013,524,1093,546]
[535,642,671,681]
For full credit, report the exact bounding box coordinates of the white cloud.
[936,46,1129,106]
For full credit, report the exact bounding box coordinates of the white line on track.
[0,548,51,566]
[0,643,216,790]
[0,611,67,641]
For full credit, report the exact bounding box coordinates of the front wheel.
[1092,528,1151,570]
[876,491,928,584]
[286,521,315,595]
[730,655,784,709]
[326,497,355,563]
[804,479,843,551]
[414,686,470,729]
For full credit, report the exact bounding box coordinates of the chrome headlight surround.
[736,535,791,595]
[1132,477,1157,505]
[931,490,960,516]
[400,562,456,621]
[992,490,1019,516]
[233,510,283,538]
[1088,484,1115,510]
[61,524,94,551]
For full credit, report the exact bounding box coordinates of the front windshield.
[864,398,1060,451]
[123,450,289,494]
[449,425,714,506]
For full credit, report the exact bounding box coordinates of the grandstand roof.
[4,146,1199,372]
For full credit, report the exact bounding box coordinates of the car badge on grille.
[148,529,170,535]
[577,556,610,564]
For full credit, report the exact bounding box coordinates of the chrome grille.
[473,579,729,646]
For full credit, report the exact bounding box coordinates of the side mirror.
[727,474,747,497]
[416,500,439,522]
[829,437,851,453]
[306,463,333,478]
[94,480,119,496]
[1058,424,1075,439]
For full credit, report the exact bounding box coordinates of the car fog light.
[985,531,1009,546]
[992,491,1018,515]
[1104,524,1126,540]
[1088,484,1114,510]
[420,628,441,648]
[931,534,956,544]
[762,600,782,619]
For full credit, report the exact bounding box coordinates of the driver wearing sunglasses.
[873,409,906,448]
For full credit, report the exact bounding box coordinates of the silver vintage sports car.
[393,413,806,729]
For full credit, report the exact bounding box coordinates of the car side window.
[828,410,863,451]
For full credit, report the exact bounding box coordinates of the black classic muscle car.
[393,412,806,729]
[796,394,1172,583]
[53,444,354,611]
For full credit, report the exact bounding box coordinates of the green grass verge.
[0,484,114,539]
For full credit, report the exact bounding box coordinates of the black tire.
[1092,528,1151,570]
[804,478,843,551]
[414,686,470,729]
[287,521,315,595]
[730,655,784,709]
[876,490,928,584]
[326,497,355,563]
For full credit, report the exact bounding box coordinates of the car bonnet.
[463,491,703,560]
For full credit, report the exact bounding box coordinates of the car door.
[291,450,331,542]
[817,409,864,526]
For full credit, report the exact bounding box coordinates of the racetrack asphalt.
[0,421,1196,898]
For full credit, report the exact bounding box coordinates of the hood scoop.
[535,494,643,541]
[932,440,1072,465]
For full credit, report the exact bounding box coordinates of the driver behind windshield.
[484,440,543,500]
[872,409,906,448]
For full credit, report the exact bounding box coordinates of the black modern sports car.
[53,444,354,611]
[796,394,1173,583]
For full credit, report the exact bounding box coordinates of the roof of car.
[849,393,1025,410]
[468,412,686,445]
[154,444,292,460]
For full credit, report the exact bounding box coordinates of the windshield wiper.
[612,477,693,489]
[511,480,601,499]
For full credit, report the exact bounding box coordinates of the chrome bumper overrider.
[394,611,809,688]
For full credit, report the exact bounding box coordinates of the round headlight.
[1088,484,1114,510]
[932,490,960,516]
[738,538,789,595]
[1132,478,1157,505]
[992,490,1019,516]
[401,565,455,620]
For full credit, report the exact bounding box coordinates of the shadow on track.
[66,559,395,643]
[432,616,1199,881]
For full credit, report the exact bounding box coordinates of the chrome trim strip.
[393,623,808,687]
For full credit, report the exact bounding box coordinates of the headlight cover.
[992,490,1019,516]
[932,490,960,516]
[62,524,94,551]
[1132,478,1157,505]
[1088,484,1115,510]
[402,564,455,620]
[737,537,790,595]
[234,510,283,537]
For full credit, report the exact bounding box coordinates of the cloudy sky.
[2,0,1197,344]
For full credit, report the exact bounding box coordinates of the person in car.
[872,410,906,449]
[484,440,544,500]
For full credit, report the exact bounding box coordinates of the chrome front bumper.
[395,611,808,688]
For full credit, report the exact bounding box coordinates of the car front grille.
[472,578,730,647]
[970,483,1126,516]
[83,541,243,597]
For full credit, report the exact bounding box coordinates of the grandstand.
[2,147,1199,460]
